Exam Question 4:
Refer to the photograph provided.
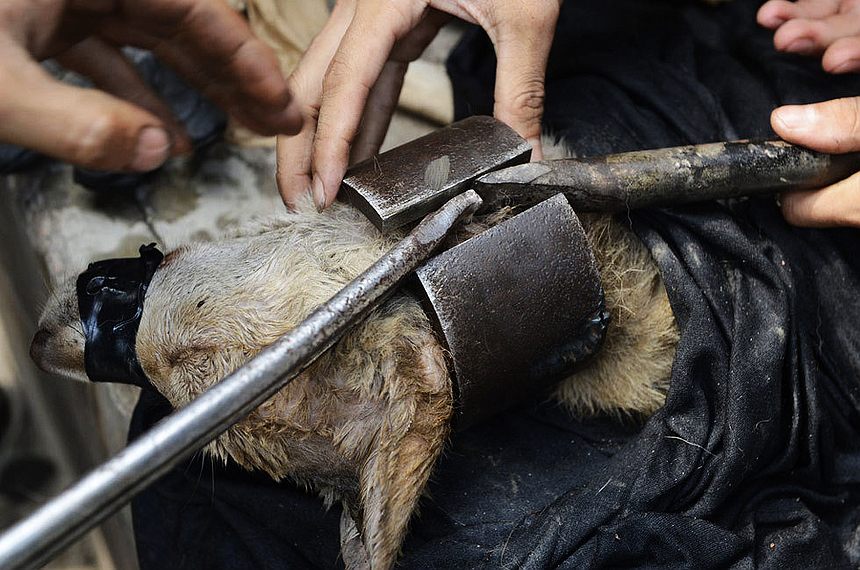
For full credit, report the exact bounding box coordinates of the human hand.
[277,0,560,210]
[757,0,860,72]
[0,0,300,173]
[771,97,860,227]
[757,1,860,226]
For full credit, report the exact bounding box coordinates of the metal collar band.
[76,243,163,388]
[412,194,609,429]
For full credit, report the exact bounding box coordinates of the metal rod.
[0,190,483,570]
[474,138,860,212]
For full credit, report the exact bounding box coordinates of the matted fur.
[559,212,677,418]
[33,154,678,569]
[136,201,452,569]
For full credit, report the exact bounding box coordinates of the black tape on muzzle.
[76,243,163,388]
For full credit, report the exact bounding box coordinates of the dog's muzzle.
[76,243,163,388]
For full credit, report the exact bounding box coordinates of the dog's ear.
[356,389,452,569]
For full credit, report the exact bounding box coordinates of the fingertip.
[822,38,860,74]
[771,104,813,135]
[773,24,811,54]
[779,188,847,227]
[772,19,827,55]
[780,173,860,228]
[163,122,193,157]
[779,189,816,227]
[127,126,172,172]
[276,176,305,211]
[0,56,175,172]
[252,60,293,110]
[311,173,326,211]
[494,99,545,159]
[313,169,343,210]
[771,103,827,150]
[758,15,788,30]
[276,168,292,208]
[276,178,306,211]
[528,136,544,161]
[276,116,318,208]
[824,57,860,74]
[276,154,309,209]
[489,16,552,158]
[310,126,351,210]
[249,68,302,130]
[756,2,789,29]
[757,0,804,30]
[773,98,860,153]
[492,70,546,155]
[783,37,817,56]
[59,92,171,172]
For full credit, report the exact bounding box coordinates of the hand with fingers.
[0,0,301,173]
[758,0,860,71]
[770,98,860,227]
[277,0,561,210]
[758,0,860,227]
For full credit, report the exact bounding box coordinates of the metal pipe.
[0,190,483,570]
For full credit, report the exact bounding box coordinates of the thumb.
[0,55,171,172]
[772,97,860,227]
[485,1,559,161]
[771,97,860,154]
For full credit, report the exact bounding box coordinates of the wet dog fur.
[31,144,678,569]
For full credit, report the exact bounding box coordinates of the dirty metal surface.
[474,139,860,212]
[414,193,607,429]
[340,115,531,233]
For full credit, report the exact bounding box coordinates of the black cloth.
[130,0,860,567]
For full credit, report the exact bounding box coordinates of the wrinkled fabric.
[131,0,860,567]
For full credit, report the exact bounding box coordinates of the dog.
[30,145,677,569]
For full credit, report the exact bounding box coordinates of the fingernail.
[830,59,860,74]
[785,38,815,55]
[773,105,816,131]
[527,136,544,161]
[312,174,326,212]
[760,16,786,29]
[130,126,171,172]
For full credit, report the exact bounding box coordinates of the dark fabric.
[0,144,45,175]
[130,390,345,570]
[131,0,860,568]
